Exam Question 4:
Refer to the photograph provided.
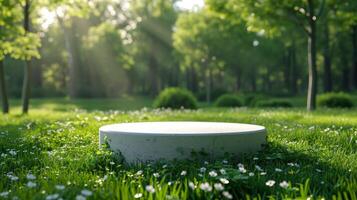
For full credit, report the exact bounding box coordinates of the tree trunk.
[22,0,31,114]
[307,0,317,111]
[235,68,241,92]
[339,40,350,91]
[149,55,159,96]
[22,61,32,113]
[352,25,357,89]
[284,49,291,92]
[0,60,9,114]
[205,68,212,104]
[323,21,333,92]
[290,42,298,95]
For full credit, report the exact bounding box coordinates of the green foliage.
[318,93,354,108]
[256,100,293,108]
[214,94,242,107]
[154,87,198,109]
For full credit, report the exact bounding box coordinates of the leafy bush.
[256,100,293,108]
[243,94,266,107]
[154,87,198,109]
[214,94,242,107]
[317,93,353,108]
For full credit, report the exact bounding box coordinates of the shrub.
[317,93,353,108]
[154,87,198,109]
[256,100,293,108]
[243,94,266,107]
[214,94,242,107]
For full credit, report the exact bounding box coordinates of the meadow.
[1,98,357,199]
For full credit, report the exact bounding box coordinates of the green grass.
[1,98,357,199]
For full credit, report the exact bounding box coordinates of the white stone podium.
[99,122,266,163]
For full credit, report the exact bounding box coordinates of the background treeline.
[0,0,356,112]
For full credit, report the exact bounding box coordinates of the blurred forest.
[0,0,356,113]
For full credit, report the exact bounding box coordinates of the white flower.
[0,192,9,197]
[253,157,259,160]
[153,173,160,178]
[109,161,115,165]
[26,181,37,188]
[9,150,17,156]
[238,167,246,173]
[214,183,224,191]
[134,193,143,198]
[81,189,93,196]
[275,168,283,172]
[27,173,36,180]
[136,170,143,175]
[219,169,226,175]
[55,185,65,190]
[145,185,155,193]
[222,191,233,199]
[7,175,19,181]
[204,161,209,165]
[279,181,289,189]
[260,172,267,176]
[180,171,187,176]
[265,180,275,187]
[46,193,59,200]
[199,167,206,173]
[255,165,263,171]
[188,182,195,190]
[237,163,244,168]
[222,160,228,164]
[209,171,217,177]
[249,172,254,176]
[75,195,86,200]
[199,182,212,192]
[219,178,229,184]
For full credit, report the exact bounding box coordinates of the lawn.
[1,98,357,199]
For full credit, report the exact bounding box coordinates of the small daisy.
[136,170,143,175]
[199,167,206,173]
[153,173,160,178]
[81,189,93,196]
[188,182,195,190]
[26,181,37,188]
[209,171,217,177]
[255,165,263,171]
[145,185,155,193]
[55,185,65,190]
[134,193,143,198]
[279,181,289,189]
[219,178,229,184]
[248,172,254,176]
[26,173,36,180]
[265,180,275,187]
[222,160,228,164]
[180,171,187,176]
[46,193,59,200]
[109,161,115,165]
[199,182,212,192]
[275,168,283,172]
[75,195,86,200]
[0,192,9,198]
[220,169,226,175]
[214,183,224,191]
[222,191,233,199]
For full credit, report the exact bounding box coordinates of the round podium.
[99,122,266,163]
